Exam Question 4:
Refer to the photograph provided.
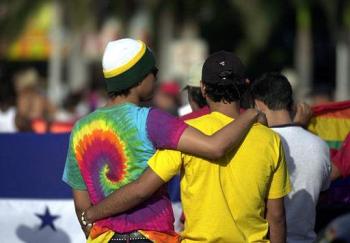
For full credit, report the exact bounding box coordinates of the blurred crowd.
[0,65,336,134]
[0,67,107,133]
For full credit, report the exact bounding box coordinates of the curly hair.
[203,74,247,103]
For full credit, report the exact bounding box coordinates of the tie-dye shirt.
[62,102,187,240]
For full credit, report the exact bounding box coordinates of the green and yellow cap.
[102,38,156,92]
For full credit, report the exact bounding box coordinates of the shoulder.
[185,113,224,128]
[124,104,151,118]
[295,127,329,150]
[181,106,210,121]
[244,124,282,158]
[249,123,280,141]
[134,105,151,113]
[71,112,95,132]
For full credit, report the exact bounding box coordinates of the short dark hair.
[0,81,15,107]
[250,72,293,111]
[107,79,142,98]
[186,86,207,108]
[203,73,247,103]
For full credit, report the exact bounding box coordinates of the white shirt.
[0,107,17,133]
[271,125,331,243]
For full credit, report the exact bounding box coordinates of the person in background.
[251,72,332,243]
[318,213,350,242]
[331,132,350,179]
[63,39,261,242]
[153,81,182,116]
[14,68,55,123]
[83,51,291,243]
[54,92,84,123]
[0,82,18,132]
[309,84,334,106]
[181,63,209,120]
[0,80,32,132]
[13,68,57,133]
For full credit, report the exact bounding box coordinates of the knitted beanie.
[102,38,156,92]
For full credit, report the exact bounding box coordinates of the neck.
[208,101,240,119]
[265,109,292,127]
[106,93,140,107]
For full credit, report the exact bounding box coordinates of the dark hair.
[0,81,15,107]
[107,67,158,99]
[186,86,207,108]
[203,73,247,103]
[250,72,293,111]
[107,80,141,98]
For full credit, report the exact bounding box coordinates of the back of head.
[102,38,157,97]
[185,62,207,109]
[251,72,293,111]
[202,51,247,103]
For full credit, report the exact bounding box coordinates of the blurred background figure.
[318,213,350,243]
[0,81,18,132]
[180,62,210,119]
[15,68,53,122]
[309,83,335,106]
[1,0,349,130]
[54,91,84,123]
[153,80,181,116]
[13,68,56,132]
[184,62,207,112]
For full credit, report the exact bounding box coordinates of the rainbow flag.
[308,100,350,205]
[308,100,350,150]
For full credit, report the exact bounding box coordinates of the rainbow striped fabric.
[63,103,186,242]
[308,100,350,204]
[308,100,350,150]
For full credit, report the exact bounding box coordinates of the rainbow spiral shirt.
[62,103,186,241]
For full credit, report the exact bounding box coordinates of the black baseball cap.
[202,51,246,85]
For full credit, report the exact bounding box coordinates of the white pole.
[335,39,350,101]
[158,8,174,82]
[295,27,313,100]
[67,32,88,92]
[48,1,64,105]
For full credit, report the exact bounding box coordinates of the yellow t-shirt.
[148,112,291,243]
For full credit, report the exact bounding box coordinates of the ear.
[254,99,268,112]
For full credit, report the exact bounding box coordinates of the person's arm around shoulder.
[147,108,262,160]
[178,109,259,159]
[178,109,263,159]
[266,197,286,243]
